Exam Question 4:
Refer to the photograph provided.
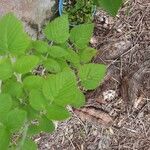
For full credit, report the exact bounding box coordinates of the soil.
[37,0,150,149]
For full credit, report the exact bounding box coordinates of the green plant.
[62,0,122,25]
[63,0,95,25]
[0,13,106,149]
[94,0,123,16]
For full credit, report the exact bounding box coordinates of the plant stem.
[16,123,29,150]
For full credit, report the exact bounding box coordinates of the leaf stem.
[16,123,29,150]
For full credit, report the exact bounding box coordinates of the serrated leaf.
[65,49,80,68]
[44,15,69,43]
[23,75,44,90]
[46,104,70,120]
[14,55,39,74]
[0,93,12,122]
[28,116,55,135]
[48,46,69,58]
[29,89,48,111]
[70,89,85,108]
[22,139,37,150]
[94,0,122,16]
[0,125,10,150]
[23,105,39,121]
[42,71,77,106]
[2,80,23,98]
[43,58,61,73]
[0,13,30,54]
[78,63,106,90]
[79,47,97,64]
[32,40,48,54]
[6,108,27,132]
[0,58,13,80]
[70,24,94,49]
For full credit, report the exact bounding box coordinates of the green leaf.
[32,40,48,54]
[23,105,39,121]
[44,15,69,43]
[46,104,70,120]
[23,75,44,90]
[0,93,12,122]
[79,47,97,64]
[2,80,23,98]
[29,89,48,111]
[49,46,69,58]
[6,108,27,132]
[42,71,77,106]
[0,125,10,150]
[43,58,61,73]
[70,24,94,49]
[0,58,13,80]
[14,55,39,74]
[78,63,106,90]
[22,139,37,150]
[65,49,80,68]
[70,89,85,108]
[0,13,30,54]
[94,0,122,16]
[28,116,55,135]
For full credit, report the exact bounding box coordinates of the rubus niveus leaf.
[46,104,70,120]
[0,125,10,150]
[0,93,12,122]
[14,55,39,74]
[48,46,69,58]
[0,58,13,80]
[70,23,94,49]
[2,80,23,98]
[0,13,30,54]
[79,47,97,64]
[29,89,48,111]
[32,40,49,54]
[78,63,106,90]
[44,15,69,43]
[6,108,27,132]
[42,70,77,106]
[22,139,37,150]
[94,0,122,16]
[28,116,55,135]
[23,75,44,90]
[43,58,61,73]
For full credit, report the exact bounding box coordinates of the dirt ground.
[37,0,150,149]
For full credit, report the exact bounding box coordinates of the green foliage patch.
[0,13,106,149]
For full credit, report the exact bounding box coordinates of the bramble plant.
[61,0,123,25]
[0,13,106,149]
